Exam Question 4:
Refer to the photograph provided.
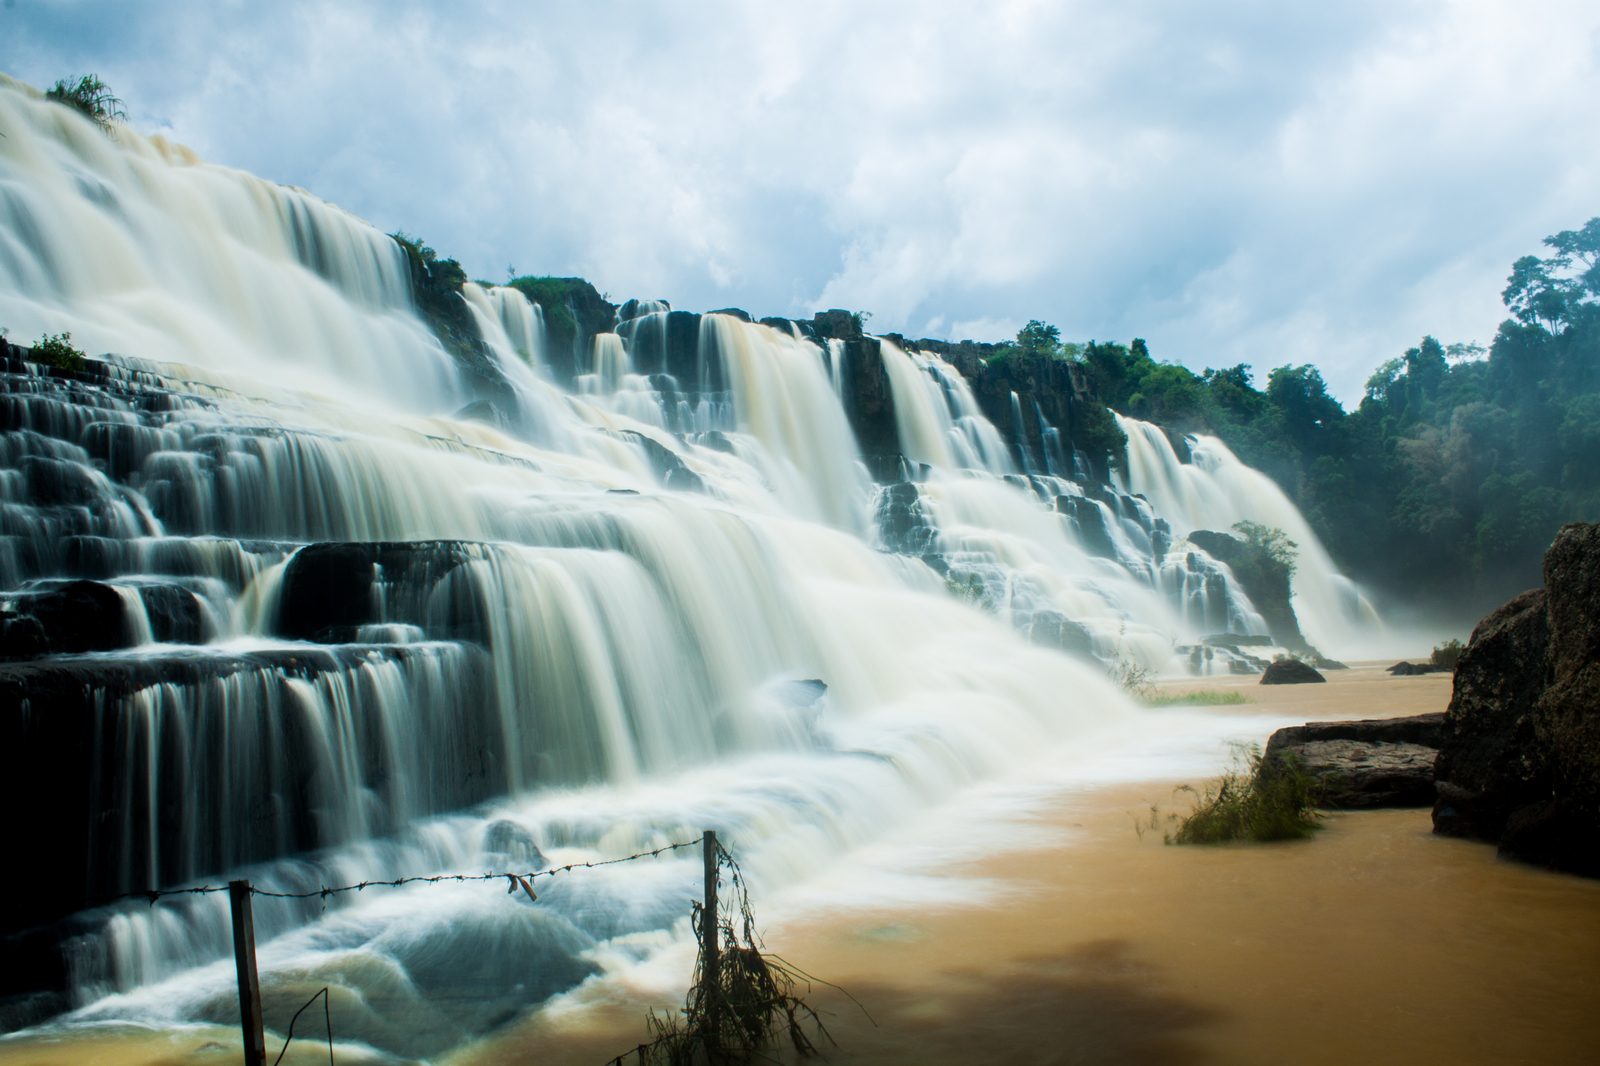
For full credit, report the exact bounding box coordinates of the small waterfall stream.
[0,73,1379,1057]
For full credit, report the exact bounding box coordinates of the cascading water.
[1115,415,1383,655]
[0,73,1378,1057]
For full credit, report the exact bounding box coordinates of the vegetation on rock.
[29,332,86,372]
[45,75,125,131]
[1155,743,1327,844]
[1430,638,1466,671]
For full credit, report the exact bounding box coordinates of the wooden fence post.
[229,880,266,1066]
[702,831,720,1042]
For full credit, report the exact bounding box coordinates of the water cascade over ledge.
[0,74,1379,1055]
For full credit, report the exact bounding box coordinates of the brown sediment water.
[459,664,1598,1066]
[6,666,1596,1066]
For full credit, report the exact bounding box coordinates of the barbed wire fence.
[101,831,861,1066]
[103,835,705,1065]
[97,835,706,907]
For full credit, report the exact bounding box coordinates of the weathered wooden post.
[229,880,266,1066]
[702,830,720,1047]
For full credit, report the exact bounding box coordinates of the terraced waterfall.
[0,74,1378,1057]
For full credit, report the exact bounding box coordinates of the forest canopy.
[1041,218,1600,616]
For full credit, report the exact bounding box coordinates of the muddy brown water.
[5,665,1596,1065]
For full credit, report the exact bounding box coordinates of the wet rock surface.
[0,579,146,658]
[1432,523,1600,877]
[0,643,500,943]
[1260,658,1326,685]
[1266,714,1444,808]
[276,540,489,643]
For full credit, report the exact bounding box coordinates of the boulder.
[1260,658,1326,685]
[1266,713,1444,808]
[1432,523,1600,876]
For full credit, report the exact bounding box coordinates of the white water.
[1115,416,1383,656]
[0,75,1378,1058]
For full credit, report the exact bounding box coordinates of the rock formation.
[1260,658,1325,685]
[1265,714,1442,808]
[1432,522,1600,877]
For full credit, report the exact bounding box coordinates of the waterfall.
[0,72,1379,1057]
[462,282,545,368]
[1114,415,1383,655]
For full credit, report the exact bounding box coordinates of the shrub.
[30,332,86,372]
[1430,638,1466,671]
[1231,521,1299,578]
[45,75,126,131]
[505,276,580,334]
[1161,743,1325,844]
[1108,656,1155,701]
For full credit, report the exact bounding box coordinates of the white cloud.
[3,0,1597,402]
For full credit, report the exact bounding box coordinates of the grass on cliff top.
[1138,743,1326,845]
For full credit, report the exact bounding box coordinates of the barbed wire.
[98,834,706,907]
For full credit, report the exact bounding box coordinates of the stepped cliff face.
[0,74,1381,1049]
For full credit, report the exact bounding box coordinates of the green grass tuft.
[46,74,126,131]
[1142,690,1256,707]
[1141,743,1326,845]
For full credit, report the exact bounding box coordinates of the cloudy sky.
[4,0,1598,401]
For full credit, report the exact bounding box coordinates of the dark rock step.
[0,642,499,942]
[276,540,491,643]
[0,579,211,659]
[1265,713,1445,809]
[1,580,130,658]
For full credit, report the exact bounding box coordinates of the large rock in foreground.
[1432,523,1600,877]
[1265,714,1443,808]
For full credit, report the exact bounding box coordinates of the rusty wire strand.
[98,835,706,907]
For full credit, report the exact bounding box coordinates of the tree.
[45,75,126,131]
[1501,216,1600,333]
[1016,319,1061,357]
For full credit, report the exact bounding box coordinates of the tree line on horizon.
[1004,218,1600,617]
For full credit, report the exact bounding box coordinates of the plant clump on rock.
[29,332,86,372]
[45,74,126,131]
[1146,743,1326,844]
